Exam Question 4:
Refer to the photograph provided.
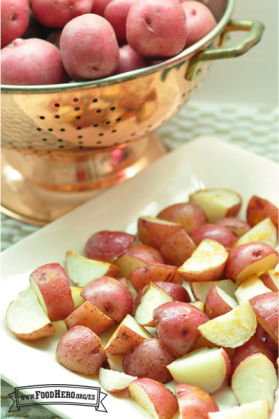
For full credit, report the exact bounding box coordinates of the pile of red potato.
[6,189,279,419]
[1,0,217,85]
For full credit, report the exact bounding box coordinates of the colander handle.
[186,19,265,81]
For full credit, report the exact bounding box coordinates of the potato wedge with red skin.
[233,217,277,249]
[30,263,74,322]
[153,302,208,357]
[99,368,136,393]
[138,216,182,250]
[214,217,251,237]
[122,338,176,384]
[129,378,179,419]
[175,384,219,419]
[235,275,271,303]
[249,292,279,343]
[265,335,279,358]
[135,281,190,309]
[115,244,165,278]
[157,202,208,235]
[81,276,133,323]
[191,279,237,303]
[208,400,270,419]
[205,284,238,319]
[190,224,238,248]
[129,263,182,293]
[247,195,278,231]
[225,242,278,284]
[254,323,267,341]
[56,326,107,376]
[85,230,136,263]
[160,229,196,266]
[260,270,279,291]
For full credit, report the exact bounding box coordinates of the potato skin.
[205,284,234,319]
[190,224,238,248]
[56,326,107,375]
[123,338,176,383]
[214,217,251,237]
[176,384,219,419]
[104,0,135,45]
[250,292,279,343]
[135,281,190,309]
[160,229,196,266]
[158,203,208,235]
[247,195,279,231]
[92,0,112,16]
[130,263,182,293]
[1,0,29,48]
[117,44,148,74]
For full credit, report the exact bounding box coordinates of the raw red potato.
[190,224,238,248]
[129,378,179,419]
[157,202,208,235]
[92,0,112,15]
[104,0,135,45]
[233,217,277,249]
[138,216,182,250]
[117,44,149,74]
[214,217,251,237]
[60,14,119,81]
[208,400,270,419]
[129,263,182,293]
[1,0,29,48]
[47,29,62,48]
[85,230,136,263]
[249,292,278,343]
[234,274,271,304]
[260,269,279,291]
[29,263,74,322]
[99,368,136,393]
[1,38,69,86]
[175,384,219,419]
[167,347,231,393]
[134,281,190,309]
[122,338,176,383]
[80,276,133,323]
[205,284,238,319]
[115,243,165,278]
[191,279,237,303]
[31,0,94,28]
[247,195,279,231]
[160,229,196,266]
[153,301,208,357]
[56,326,107,375]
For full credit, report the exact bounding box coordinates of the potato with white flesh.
[157,202,208,235]
[214,217,251,237]
[175,384,219,419]
[198,301,257,348]
[153,302,208,357]
[260,270,279,291]
[189,189,242,223]
[56,326,107,376]
[65,301,114,335]
[135,282,173,327]
[178,239,228,282]
[129,263,182,292]
[122,338,176,384]
[99,368,136,393]
[104,314,153,355]
[66,251,119,287]
[235,275,271,303]
[225,242,278,284]
[231,353,278,409]
[6,286,55,341]
[208,400,270,419]
[30,263,74,322]
[205,284,238,319]
[70,287,84,309]
[160,229,196,266]
[129,378,179,419]
[191,279,237,303]
[138,216,182,250]
[247,195,278,231]
[233,217,277,249]
[190,224,238,248]
[135,281,190,309]
[115,244,165,278]
[249,292,278,343]
[81,276,133,323]
[167,347,231,393]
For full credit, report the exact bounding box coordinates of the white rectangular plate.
[1,135,278,419]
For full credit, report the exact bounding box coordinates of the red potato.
[175,384,219,419]
[214,217,251,237]
[160,229,196,266]
[182,1,217,48]
[254,323,267,341]
[225,242,278,284]
[190,224,238,248]
[115,244,165,278]
[1,0,29,48]
[266,335,279,358]
[85,230,136,263]
[56,326,107,375]
[260,270,279,291]
[126,0,187,58]
[247,195,279,231]
[60,14,119,81]
[1,38,69,86]
[129,378,179,419]
[157,202,208,235]
[117,44,149,74]
[99,368,136,393]
[129,263,182,293]
[205,284,238,319]
[80,276,133,323]
[135,281,190,309]
[47,29,62,48]
[29,263,74,322]
[208,400,270,419]
[233,217,277,249]
[31,0,94,28]
[104,0,135,45]
[249,292,279,343]
[92,0,112,15]
[138,216,182,250]
[122,338,176,383]
[65,301,114,335]
[153,302,208,357]
[191,279,237,303]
